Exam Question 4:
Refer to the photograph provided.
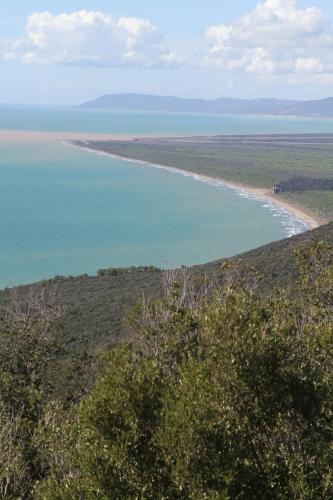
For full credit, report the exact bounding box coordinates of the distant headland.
[81,93,333,118]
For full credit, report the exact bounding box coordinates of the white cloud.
[205,0,333,81]
[4,10,184,68]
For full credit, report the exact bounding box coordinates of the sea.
[1,106,333,288]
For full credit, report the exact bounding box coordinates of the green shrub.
[37,244,333,499]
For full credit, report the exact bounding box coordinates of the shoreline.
[0,129,137,143]
[0,129,324,231]
[71,142,323,231]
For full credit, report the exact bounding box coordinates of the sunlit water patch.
[0,137,308,288]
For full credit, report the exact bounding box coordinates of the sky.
[1,0,333,104]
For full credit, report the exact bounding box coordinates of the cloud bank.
[4,10,183,68]
[205,0,333,82]
[3,2,333,86]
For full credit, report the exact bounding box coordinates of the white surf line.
[65,140,310,237]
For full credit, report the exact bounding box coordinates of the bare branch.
[4,284,65,338]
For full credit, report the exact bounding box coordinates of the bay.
[0,107,328,287]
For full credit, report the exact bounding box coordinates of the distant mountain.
[81,94,333,117]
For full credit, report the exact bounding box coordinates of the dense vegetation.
[1,237,333,497]
[73,135,333,220]
[276,176,333,192]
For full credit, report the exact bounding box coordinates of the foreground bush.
[36,244,333,499]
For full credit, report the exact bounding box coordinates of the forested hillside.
[1,234,333,498]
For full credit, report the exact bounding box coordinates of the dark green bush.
[35,244,333,499]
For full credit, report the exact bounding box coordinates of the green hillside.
[1,222,332,358]
[1,225,333,498]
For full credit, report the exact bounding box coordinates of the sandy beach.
[207,178,324,230]
[0,129,324,231]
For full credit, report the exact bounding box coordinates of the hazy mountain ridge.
[81,93,333,117]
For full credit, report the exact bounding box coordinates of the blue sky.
[1,0,333,104]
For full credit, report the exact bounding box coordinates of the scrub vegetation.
[1,225,333,497]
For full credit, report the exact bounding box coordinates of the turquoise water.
[2,106,333,135]
[1,107,330,287]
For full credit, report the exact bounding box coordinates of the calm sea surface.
[2,106,333,135]
[1,107,332,288]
